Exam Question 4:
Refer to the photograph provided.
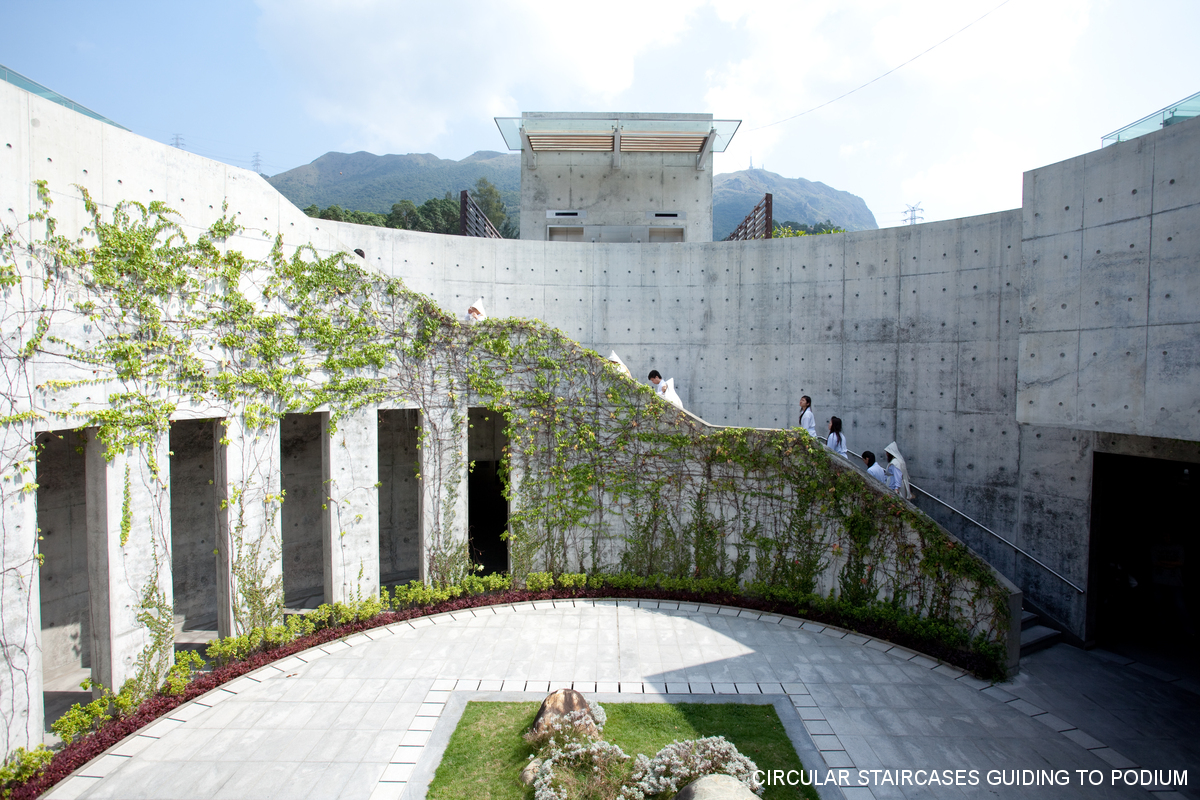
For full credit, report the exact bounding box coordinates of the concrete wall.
[85,431,173,694]
[467,408,508,463]
[519,112,714,242]
[36,431,90,679]
[1018,121,1200,443]
[3,73,1199,737]
[522,151,711,242]
[321,408,380,604]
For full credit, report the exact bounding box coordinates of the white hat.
[468,298,487,320]
[607,351,631,378]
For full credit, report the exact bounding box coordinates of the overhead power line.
[748,0,1015,132]
[904,203,925,225]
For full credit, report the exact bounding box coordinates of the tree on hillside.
[417,193,459,234]
[303,204,387,226]
[470,177,508,234]
[385,200,423,230]
[774,219,846,237]
[385,193,459,234]
[301,190,476,236]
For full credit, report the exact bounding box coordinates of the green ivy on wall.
[1,184,1011,727]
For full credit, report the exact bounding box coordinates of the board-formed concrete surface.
[45,602,1193,800]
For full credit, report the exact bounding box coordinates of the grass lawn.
[427,701,819,800]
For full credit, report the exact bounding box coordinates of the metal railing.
[1,63,129,130]
[725,193,772,241]
[459,190,503,239]
[666,413,1085,595]
[838,447,1084,594]
[910,485,1083,593]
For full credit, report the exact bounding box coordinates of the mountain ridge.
[267,151,877,236]
[713,169,877,236]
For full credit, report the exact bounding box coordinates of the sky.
[4,0,1197,227]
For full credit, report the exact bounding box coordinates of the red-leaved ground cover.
[11,586,996,799]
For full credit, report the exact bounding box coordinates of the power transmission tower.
[904,202,924,226]
[170,133,185,149]
[252,152,262,173]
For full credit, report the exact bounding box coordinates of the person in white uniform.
[862,451,887,483]
[884,441,913,500]
[798,395,817,437]
[647,370,683,409]
[826,416,847,457]
[659,377,684,410]
[467,297,487,323]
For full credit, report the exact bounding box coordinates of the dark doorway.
[1089,452,1197,665]
[468,408,509,575]
[36,429,91,732]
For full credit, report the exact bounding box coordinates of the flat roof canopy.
[496,113,740,154]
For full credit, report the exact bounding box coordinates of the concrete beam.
[214,417,283,637]
[519,127,536,170]
[85,430,173,694]
[321,408,380,603]
[696,128,716,171]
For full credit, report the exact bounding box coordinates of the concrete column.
[0,420,43,754]
[505,458,522,575]
[321,408,380,603]
[214,416,283,637]
[418,403,469,584]
[85,430,173,695]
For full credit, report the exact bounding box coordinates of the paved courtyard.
[45,600,1196,800]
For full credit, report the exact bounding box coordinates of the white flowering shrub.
[618,736,763,799]
[532,739,630,800]
[587,700,607,729]
[525,703,607,749]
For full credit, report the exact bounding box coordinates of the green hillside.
[267,150,520,215]
[268,152,878,238]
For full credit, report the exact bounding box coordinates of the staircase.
[1020,607,1063,657]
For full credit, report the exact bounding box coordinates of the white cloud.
[253,0,1200,225]
[255,0,705,156]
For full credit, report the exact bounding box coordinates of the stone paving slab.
[47,603,1187,800]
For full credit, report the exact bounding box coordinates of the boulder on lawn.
[531,688,598,738]
[673,773,760,800]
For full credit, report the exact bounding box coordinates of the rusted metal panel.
[460,189,503,239]
[725,193,773,241]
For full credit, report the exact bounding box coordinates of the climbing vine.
[0,184,1013,758]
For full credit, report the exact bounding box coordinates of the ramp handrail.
[841,447,1085,594]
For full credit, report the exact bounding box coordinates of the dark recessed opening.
[1088,452,1198,668]
[468,408,510,575]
